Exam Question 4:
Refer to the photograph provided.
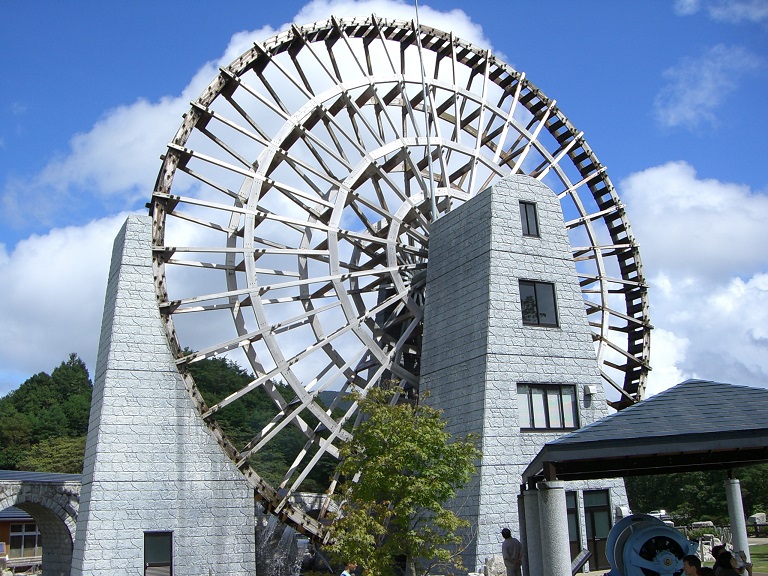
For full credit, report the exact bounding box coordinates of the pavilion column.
[522,487,543,576]
[537,481,571,576]
[725,476,750,562]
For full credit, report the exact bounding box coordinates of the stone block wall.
[0,484,78,576]
[421,175,627,572]
[71,215,255,575]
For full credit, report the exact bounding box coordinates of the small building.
[0,469,80,575]
[0,505,42,573]
[522,379,768,576]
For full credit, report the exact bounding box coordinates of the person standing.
[501,527,523,576]
[341,562,357,576]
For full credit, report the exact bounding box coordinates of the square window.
[9,523,40,559]
[520,201,539,237]
[518,384,578,430]
[584,490,609,508]
[519,280,558,327]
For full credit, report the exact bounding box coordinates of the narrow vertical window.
[561,387,577,428]
[546,388,563,428]
[145,531,173,576]
[520,201,539,237]
[566,491,581,561]
[517,385,531,428]
[519,280,558,327]
[531,387,547,428]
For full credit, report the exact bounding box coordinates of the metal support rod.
[414,0,438,221]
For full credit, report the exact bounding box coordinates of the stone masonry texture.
[421,175,628,572]
[0,480,80,576]
[71,215,256,576]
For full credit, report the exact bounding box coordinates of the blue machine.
[606,514,698,576]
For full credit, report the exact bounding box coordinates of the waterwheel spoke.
[150,16,650,540]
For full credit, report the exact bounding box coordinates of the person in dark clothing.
[715,551,752,576]
[711,546,725,570]
[684,554,702,576]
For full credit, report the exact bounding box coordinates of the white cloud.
[621,162,768,395]
[38,99,183,199]
[0,213,133,396]
[644,328,691,397]
[2,0,491,235]
[708,0,768,21]
[0,0,494,394]
[294,0,492,49]
[652,273,768,390]
[621,161,768,280]
[674,0,768,22]
[0,26,278,232]
[674,0,702,15]
[654,44,762,131]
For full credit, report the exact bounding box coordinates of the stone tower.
[421,175,628,573]
[71,216,255,576]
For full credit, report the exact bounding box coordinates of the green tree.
[625,465,768,525]
[31,404,70,442]
[326,388,481,576]
[0,405,33,447]
[739,464,768,515]
[18,436,88,474]
[188,355,338,492]
[0,353,92,472]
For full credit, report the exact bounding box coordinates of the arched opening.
[1,505,42,573]
[0,481,78,576]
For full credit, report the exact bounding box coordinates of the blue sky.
[1,0,767,397]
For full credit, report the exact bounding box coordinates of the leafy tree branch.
[326,387,481,576]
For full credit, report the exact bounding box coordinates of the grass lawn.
[751,544,768,573]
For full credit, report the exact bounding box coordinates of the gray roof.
[522,379,768,482]
[0,470,82,483]
[0,506,34,521]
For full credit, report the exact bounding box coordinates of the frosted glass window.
[531,387,547,428]
[547,388,562,428]
[562,388,576,428]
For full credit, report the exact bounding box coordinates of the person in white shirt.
[501,528,523,576]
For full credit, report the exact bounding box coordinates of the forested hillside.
[0,353,336,491]
[2,354,767,520]
[186,355,337,492]
[625,466,768,525]
[0,353,91,473]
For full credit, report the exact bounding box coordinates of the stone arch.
[0,481,80,576]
